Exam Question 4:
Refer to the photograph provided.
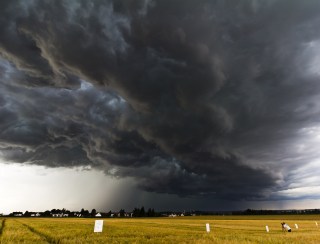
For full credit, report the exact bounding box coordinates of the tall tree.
[140,207,145,217]
[91,209,97,217]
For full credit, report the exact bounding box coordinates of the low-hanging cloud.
[1,0,320,202]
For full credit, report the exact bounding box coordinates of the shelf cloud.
[1,0,320,204]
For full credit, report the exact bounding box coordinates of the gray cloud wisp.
[1,0,320,202]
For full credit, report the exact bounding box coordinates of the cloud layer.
[1,0,320,202]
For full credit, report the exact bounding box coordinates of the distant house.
[13,212,23,217]
[169,214,177,217]
[95,213,102,217]
[30,212,41,217]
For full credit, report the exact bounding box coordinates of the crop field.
[1,215,320,243]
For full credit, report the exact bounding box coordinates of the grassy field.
[0,215,320,243]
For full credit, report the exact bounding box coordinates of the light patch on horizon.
[275,186,320,199]
[0,160,131,215]
[273,127,320,200]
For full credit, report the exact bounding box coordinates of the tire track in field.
[19,222,61,244]
[0,219,6,237]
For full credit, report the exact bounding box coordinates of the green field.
[1,215,320,243]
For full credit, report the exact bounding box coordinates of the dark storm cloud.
[1,0,320,202]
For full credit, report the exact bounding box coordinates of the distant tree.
[147,208,155,217]
[132,208,140,217]
[140,207,145,217]
[24,211,31,217]
[91,209,97,217]
[43,210,51,217]
[119,209,125,217]
[79,209,89,217]
[106,210,112,217]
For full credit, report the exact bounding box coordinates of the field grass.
[0,215,320,243]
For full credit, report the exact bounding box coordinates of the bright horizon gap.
[1,162,320,215]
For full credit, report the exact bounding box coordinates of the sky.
[1,0,320,214]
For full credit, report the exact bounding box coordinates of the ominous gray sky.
[1,0,320,212]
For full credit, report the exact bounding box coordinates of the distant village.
[1,208,320,218]
[4,207,157,218]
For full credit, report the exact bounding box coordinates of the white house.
[95,213,102,217]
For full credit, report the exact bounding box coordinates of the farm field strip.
[0,216,320,243]
[0,219,47,244]
[117,218,319,232]
[17,219,92,244]
[179,215,320,220]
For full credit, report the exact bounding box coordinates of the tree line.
[6,208,320,217]
[7,206,160,218]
